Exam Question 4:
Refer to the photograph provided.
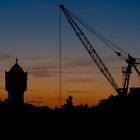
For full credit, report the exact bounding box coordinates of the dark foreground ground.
[0,95,140,139]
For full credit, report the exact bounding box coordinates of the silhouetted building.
[5,59,27,105]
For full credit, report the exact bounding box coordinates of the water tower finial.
[16,57,18,64]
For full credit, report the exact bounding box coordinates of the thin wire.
[67,8,128,56]
[59,7,62,107]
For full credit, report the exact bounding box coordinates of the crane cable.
[65,7,128,59]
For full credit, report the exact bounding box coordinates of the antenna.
[16,57,18,63]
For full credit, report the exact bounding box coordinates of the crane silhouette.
[60,4,140,96]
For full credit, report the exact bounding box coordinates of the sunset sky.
[0,0,140,108]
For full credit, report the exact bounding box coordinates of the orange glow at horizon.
[0,69,139,108]
[0,66,123,108]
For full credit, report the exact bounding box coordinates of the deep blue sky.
[0,0,140,106]
[0,0,140,57]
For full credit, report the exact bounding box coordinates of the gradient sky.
[0,0,140,108]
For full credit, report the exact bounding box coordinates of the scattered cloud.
[23,56,45,60]
[25,54,122,78]
[0,53,13,60]
[27,96,46,104]
[29,63,58,78]
[28,57,97,78]
[31,64,56,70]
[67,90,88,94]
[65,58,93,68]
[66,78,95,83]
[30,70,56,78]
[23,56,53,61]
[28,100,45,104]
